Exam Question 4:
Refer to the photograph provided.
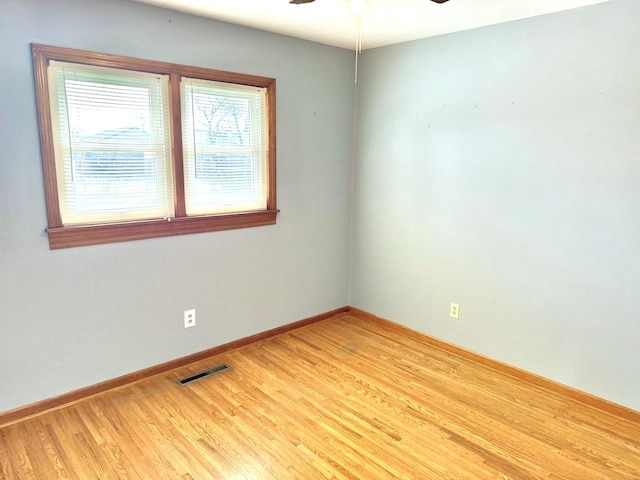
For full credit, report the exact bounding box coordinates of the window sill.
[46,210,279,249]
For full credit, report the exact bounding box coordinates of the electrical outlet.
[450,303,460,319]
[184,309,196,328]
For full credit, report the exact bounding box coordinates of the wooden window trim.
[32,44,278,249]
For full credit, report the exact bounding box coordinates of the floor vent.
[177,364,230,386]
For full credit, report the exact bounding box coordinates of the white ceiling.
[130,0,613,50]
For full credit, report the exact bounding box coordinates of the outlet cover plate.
[184,309,196,328]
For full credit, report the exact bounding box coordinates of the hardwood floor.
[1,313,638,479]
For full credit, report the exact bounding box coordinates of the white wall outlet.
[450,303,460,319]
[184,309,196,328]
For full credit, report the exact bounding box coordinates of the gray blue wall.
[350,0,640,410]
[0,0,354,412]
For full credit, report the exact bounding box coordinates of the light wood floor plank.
[1,313,638,479]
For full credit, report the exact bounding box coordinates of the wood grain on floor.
[1,313,638,479]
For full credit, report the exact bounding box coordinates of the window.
[181,78,267,216]
[33,44,277,249]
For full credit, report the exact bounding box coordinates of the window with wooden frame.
[32,44,277,249]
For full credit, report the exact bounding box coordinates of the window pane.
[182,78,267,215]
[49,62,173,225]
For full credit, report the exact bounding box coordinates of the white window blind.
[48,61,173,225]
[181,78,267,216]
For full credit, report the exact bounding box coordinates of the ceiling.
[130,0,613,50]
